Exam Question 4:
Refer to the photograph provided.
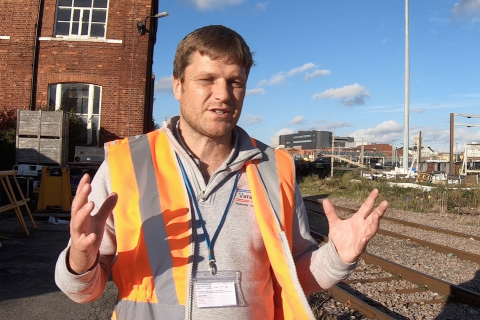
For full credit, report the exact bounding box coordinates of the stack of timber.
[15,110,69,165]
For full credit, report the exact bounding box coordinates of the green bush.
[0,110,17,170]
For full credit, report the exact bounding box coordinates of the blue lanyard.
[176,154,240,275]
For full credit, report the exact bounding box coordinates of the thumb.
[93,192,118,223]
[322,199,341,225]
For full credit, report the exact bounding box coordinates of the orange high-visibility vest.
[106,129,315,320]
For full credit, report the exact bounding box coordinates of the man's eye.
[198,78,213,84]
[231,81,244,88]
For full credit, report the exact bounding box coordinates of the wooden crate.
[415,172,432,183]
[16,110,69,165]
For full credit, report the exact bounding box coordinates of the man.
[55,25,388,320]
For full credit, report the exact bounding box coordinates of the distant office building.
[279,131,332,149]
[334,136,355,148]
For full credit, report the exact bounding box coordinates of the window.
[294,134,312,139]
[55,0,109,38]
[48,83,102,146]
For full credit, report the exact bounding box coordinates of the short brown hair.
[173,25,254,82]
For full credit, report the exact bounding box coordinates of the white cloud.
[312,83,371,106]
[275,128,295,136]
[420,127,480,152]
[255,2,268,11]
[258,62,317,86]
[246,88,266,95]
[154,75,173,93]
[381,38,388,44]
[305,69,331,82]
[289,116,306,125]
[270,128,296,145]
[287,63,316,76]
[318,121,353,131]
[245,114,263,124]
[349,120,403,143]
[191,0,244,10]
[258,72,287,86]
[452,0,480,20]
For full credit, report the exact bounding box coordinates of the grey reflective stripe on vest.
[253,140,283,223]
[114,134,185,320]
[114,301,185,320]
[253,139,316,320]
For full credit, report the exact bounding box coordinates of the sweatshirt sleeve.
[292,184,357,296]
[54,162,118,303]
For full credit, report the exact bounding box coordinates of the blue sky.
[152,0,480,152]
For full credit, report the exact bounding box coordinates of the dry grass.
[299,173,480,215]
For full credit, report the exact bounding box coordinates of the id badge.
[193,270,246,308]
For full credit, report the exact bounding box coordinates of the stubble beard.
[180,108,239,141]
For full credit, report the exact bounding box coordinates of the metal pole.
[450,113,454,174]
[331,135,334,178]
[391,140,395,165]
[360,138,364,165]
[418,131,422,164]
[403,0,410,172]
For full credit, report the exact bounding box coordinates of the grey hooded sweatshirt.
[55,117,356,320]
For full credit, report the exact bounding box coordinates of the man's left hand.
[323,189,388,264]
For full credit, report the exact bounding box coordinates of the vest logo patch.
[235,189,254,207]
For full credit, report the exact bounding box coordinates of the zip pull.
[209,259,217,275]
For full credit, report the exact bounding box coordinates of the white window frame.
[50,83,102,146]
[54,0,110,39]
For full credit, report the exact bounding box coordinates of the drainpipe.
[30,0,44,111]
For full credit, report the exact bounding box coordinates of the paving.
[0,212,117,320]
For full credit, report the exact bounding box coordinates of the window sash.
[55,0,109,38]
[48,83,102,146]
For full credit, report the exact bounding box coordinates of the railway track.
[304,197,480,319]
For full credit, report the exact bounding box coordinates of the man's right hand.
[68,174,118,275]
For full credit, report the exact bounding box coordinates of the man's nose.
[212,80,231,102]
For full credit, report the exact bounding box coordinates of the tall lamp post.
[403,0,410,173]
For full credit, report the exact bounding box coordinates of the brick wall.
[0,0,157,145]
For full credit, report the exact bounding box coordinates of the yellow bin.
[37,167,73,211]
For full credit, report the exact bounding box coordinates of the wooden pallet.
[415,172,431,183]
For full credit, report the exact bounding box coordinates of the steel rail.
[376,229,480,265]
[309,232,398,319]
[361,253,480,307]
[327,286,398,320]
[307,204,480,265]
[303,198,480,242]
[310,231,480,311]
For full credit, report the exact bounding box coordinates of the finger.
[356,213,381,255]
[76,174,90,195]
[93,193,118,223]
[357,189,379,219]
[364,207,386,240]
[374,200,388,218]
[356,236,368,255]
[71,180,92,218]
[322,199,342,225]
[70,201,95,239]
[73,230,98,252]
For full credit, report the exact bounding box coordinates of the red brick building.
[356,144,393,158]
[0,0,160,146]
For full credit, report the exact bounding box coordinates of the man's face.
[173,52,247,141]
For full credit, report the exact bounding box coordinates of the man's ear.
[173,77,182,101]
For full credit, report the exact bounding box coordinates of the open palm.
[323,189,388,264]
[69,174,117,274]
